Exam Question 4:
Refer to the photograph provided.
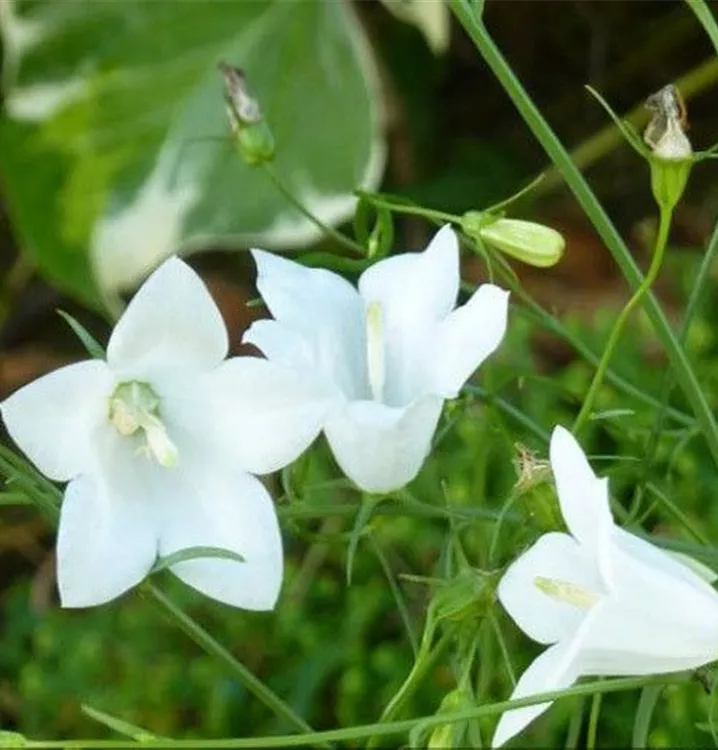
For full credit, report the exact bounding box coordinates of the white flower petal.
[251,250,367,399]
[498,532,604,646]
[357,226,460,404]
[549,426,614,585]
[358,225,459,321]
[430,284,509,397]
[323,395,443,493]
[1,360,114,481]
[491,612,591,748]
[614,526,718,596]
[107,257,228,377]
[580,538,718,665]
[161,357,334,475]
[243,319,316,372]
[580,646,718,677]
[57,470,157,607]
[157,463,283,610]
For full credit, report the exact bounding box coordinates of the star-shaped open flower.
[0,258,314,609]
[243,225,510,493]
[493,425,718,747]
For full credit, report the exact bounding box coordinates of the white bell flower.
[243,225,509,493]
[493,425,718,747]
[0,257,318,610]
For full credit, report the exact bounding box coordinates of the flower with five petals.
[244,225,510,493]
[0,257,308,610]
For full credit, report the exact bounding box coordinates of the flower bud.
[513,444,564,533]
[235,121,276,166]
[647,155,692,213]
[462,212,565,268]
[218,62,275,166]
[643,84,693,211]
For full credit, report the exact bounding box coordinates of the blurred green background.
[2,0,718,745]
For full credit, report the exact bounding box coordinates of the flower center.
[108,381,178,467]
[365,300,386,402]
[534,576,599,610]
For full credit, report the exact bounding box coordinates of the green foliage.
[3,1,718,748]
[0,0,384,305]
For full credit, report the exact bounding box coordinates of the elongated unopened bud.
[462,212,564,268]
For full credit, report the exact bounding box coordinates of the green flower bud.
[647,154,692,213]
[219,62,275,166]
[643,84,693,211]
[461,212,565,268]
[479,218,565,268]
[513,445,564,533]
[235,121,276,166]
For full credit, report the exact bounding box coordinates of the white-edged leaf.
[0,0,386,306]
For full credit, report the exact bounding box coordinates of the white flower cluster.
[3,225,718,746]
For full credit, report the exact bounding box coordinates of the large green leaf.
[0,0,385,307]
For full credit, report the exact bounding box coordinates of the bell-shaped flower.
[243,226,509,493]
[0,257,312,610]
[493,425,718,747]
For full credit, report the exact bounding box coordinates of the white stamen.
[534,576,599,610]
[366,300,385,402]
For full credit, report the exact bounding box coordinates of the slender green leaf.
[57,309,106,359]
[151,545,245,575]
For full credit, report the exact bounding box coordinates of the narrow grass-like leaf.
[81,705,159,742]
[57,310,106,359]
[151,546,244,575]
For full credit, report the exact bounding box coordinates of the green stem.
[366,629,453,748]
[631,216,718,516]
[356,192,460,225]
[586,690,603,750]
[146,583,315,737]
[632,685,663,748]
[572,207,672,434]
[23,674,687,749]
[450,0,718,467]
[564,700,585,749]
[263,162,366,256]
[685,0,718,54]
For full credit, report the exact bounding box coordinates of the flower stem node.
[462,212,565,268]
[109,381,178,467]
